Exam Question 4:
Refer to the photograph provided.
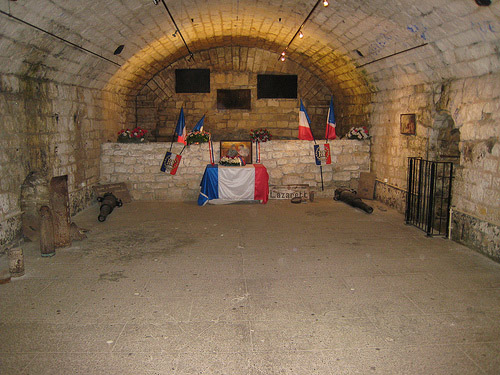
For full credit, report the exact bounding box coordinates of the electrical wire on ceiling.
[279,0,329,62]
[154,0,195,62]
[356,43,429,68]
[0,9,121,67]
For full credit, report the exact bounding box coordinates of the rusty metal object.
[0,255,11,284]
[8,247,25,277]
[93,183,132,203]
[70,222,88,241]
[49,176,71,248]
[40,206,56,257]
[97,193,123,222]
[334,188,374,214]
[20,171,50,242]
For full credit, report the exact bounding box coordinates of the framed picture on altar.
[400,114,416,135]
[220,141,252,165]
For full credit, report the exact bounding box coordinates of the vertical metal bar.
[418,160,425,229]
[416,158,424,226]
[405,158,454,238]
[438,163,446,235]
[409,159,414,223]
[405,158,414,223]
[426,162,436,236]
[422,160,428,232]
[422,160,430,231]
[413,158,418,224]
[445,163,454,238]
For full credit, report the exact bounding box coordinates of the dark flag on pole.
[325,96,337,140]
[192,115,205,132]
[175,108,187,144]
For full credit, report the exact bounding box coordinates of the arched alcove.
[132,46,362,141]
[428,112,461,162]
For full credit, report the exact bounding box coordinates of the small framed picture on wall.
[400,114,416,135]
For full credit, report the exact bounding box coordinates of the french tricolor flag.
[198,165,269,206]
[175,107,187,144]
[325,96,337,140]
[299,99,315,141]
[192,115,205,132]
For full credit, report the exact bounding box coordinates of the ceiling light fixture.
[278,0,328,61]
[113,45,125,55]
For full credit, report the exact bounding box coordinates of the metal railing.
[405,157,453,237]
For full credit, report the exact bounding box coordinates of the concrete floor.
[1,199,500,374]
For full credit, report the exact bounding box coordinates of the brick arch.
[131,45,371,140]
[106,32,371,96]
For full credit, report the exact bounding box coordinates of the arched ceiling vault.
[1,0,498,97]
[105,0,387,98]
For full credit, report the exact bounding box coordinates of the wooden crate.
[358,172,376,200]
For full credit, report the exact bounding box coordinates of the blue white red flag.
[325,96,337,140]
[192,115,205,132]
[198,165,269,206]
[175,107,186,144]
[314,144,332,165]
[160,152,182,175]
[299,99,315,141]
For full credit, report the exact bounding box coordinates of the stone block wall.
[134,47,371,142]
[369,72,500,259]
[0,75,122,249]
[451,210,500,263]
[100,140,370,201]
[374,181,406,214]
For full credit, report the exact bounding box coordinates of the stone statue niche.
[428,112,461,162]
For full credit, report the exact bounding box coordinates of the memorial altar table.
[198,164,269,206]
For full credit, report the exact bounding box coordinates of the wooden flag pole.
[310,128,324,192]
[320,165,324,191]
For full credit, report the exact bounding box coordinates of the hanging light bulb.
[299,30,304,39]
[281,51,286,56]
[280,55,286,62]
[323,0,329,6]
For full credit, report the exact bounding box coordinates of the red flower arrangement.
[250,128,272,142]
[117,127,148,143]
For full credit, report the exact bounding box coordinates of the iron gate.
[405,157,453,237]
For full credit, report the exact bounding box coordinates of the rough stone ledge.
[451,210,500,262]
[100,140,370,201]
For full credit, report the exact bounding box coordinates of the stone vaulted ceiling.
[0,0,499,97]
